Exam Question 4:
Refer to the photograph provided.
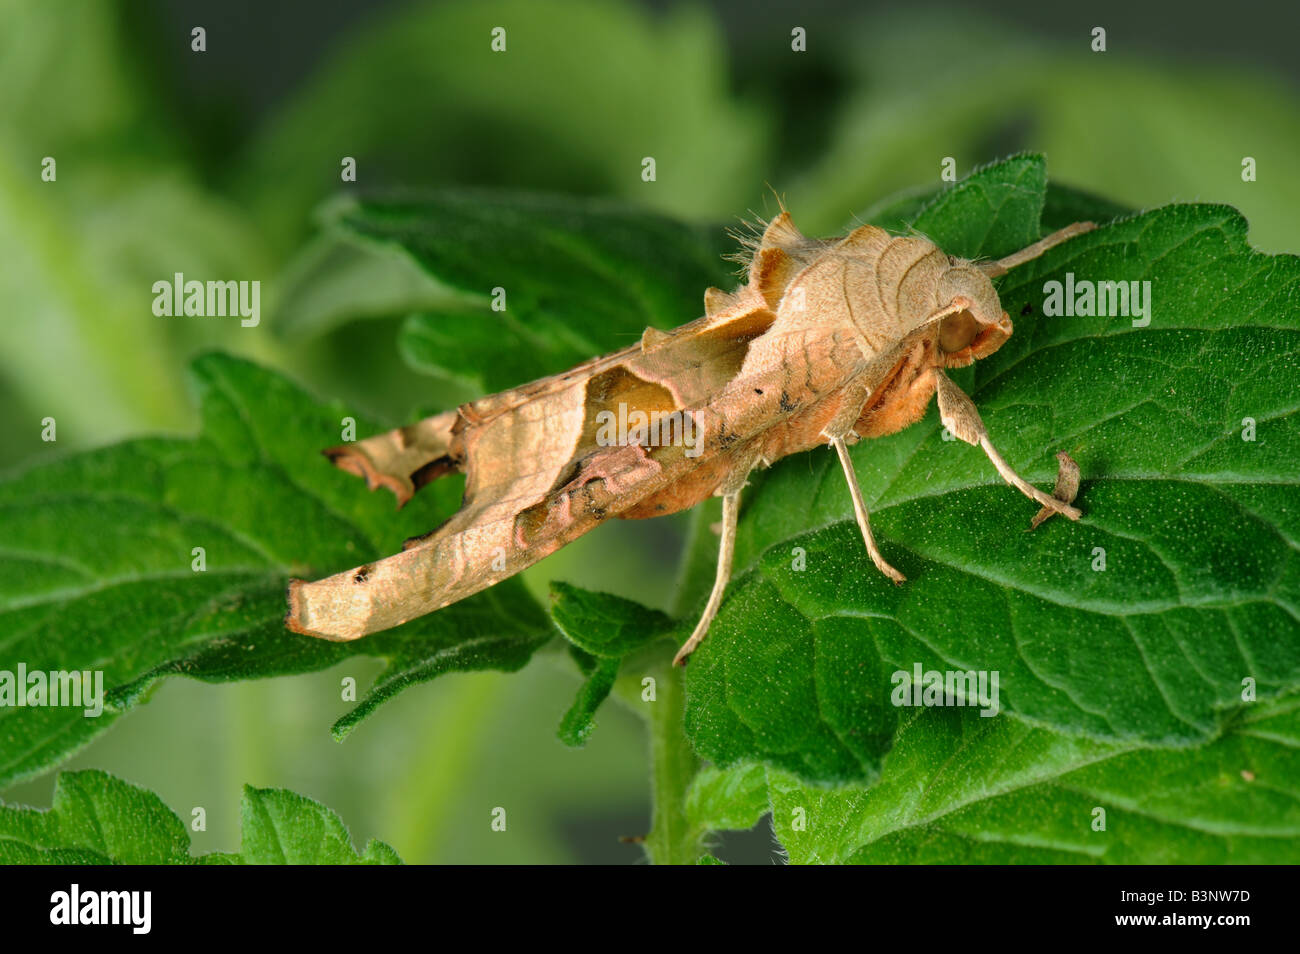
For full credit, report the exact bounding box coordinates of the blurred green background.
[2,0,1297,862]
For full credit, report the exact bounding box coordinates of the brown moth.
[286,212,1093,665]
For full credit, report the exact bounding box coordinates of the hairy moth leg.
[933,369,1082,520]
[978,222,1096,278]
[829,435,906,584]
[673,490,740,667]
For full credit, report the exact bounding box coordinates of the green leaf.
[0,769,399,864]
[863,170,1128,243]
[767,695,1300,864]
[907,153,1048,260]
[558,656,621,748]
[0,770,189,864]
[858,166,1131,251]
[0,353,552,787]
[213,786,402,865]
[549,582,673,746]
[549,582,673,658]
[686,763,770,835]
[685,155,1300,784]
[326,191,735,391]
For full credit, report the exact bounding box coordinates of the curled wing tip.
[322,444,415,507]
[285,577,368,641]
[284,578,316,637]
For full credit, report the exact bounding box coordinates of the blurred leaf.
[273,229,460,340]
[1040,183,1132,233]
[235,0,768,247]
[0,0,149,147]
[0,169,273,449]
[327,190,734,391]
[1034,66,1300,254]
[0,354,551,787]
[0,1,275,459]
[788,15,1044,235]
[793,12,1300,252]
[685,155,1300,783]
[768,696,1300,864]
[0,769,399,864]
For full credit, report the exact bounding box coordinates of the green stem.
[644,661,701,865]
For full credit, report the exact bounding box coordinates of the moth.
[287,212,1092,665]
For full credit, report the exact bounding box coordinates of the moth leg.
[978,221,1095,278]
[830,436,906,584]
[1029,451,1081,530]
[673,490,740,667]
[932,370,1082,520]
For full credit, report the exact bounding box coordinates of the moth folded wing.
[321,342,648,507]
[323,409,462,508]
[286,497,526,641]
[286,440,671,641]
[290,346,709,641]
[293,370,593,640]
[295,296,784,642]
[289,373,760,641]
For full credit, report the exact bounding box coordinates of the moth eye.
[938,310,981,353]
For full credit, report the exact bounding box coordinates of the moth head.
[933,259,1013,367]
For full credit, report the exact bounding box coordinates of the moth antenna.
[977,222,1095,277]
